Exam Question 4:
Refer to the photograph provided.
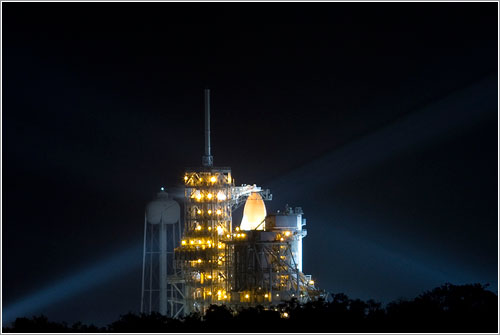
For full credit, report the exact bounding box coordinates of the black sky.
[2,2,498,326]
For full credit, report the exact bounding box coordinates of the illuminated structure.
[143,89,323,317]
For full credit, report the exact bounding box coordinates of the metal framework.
[145,89,324,318]
[172,168,323,315]
[224,225,322,308]
[175,168,232,314]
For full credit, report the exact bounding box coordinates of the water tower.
[141,188,183,317]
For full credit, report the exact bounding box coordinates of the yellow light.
[197,209,202,214]
[196,225,202,231]
[282,312,289,318]
[207,291,212,295]
[190,240,195,245]
[216,191,227,201]
[207,193,213,200]
[197,259,202,263]
[217,226,224,235]
[235,227,240,231]
[207,275,212,279]
[181,240,187,245]
[309,280,315,285]
[241,233,246,238]
[237,233,241,238]
[223,295,227,299]
[210,176,216,183]
[216,209,222,215]
[284,231,291,237]
[199,178,203,182]
[184,176,188,181]
[198,240,202,244]
[208,210,212,215]
[245,294,249,299]
[226,234,230,238]
[208,226,212,231]
[264,293,269,298]
[280,237,284,241]
[196,193,202,200]
[218,243,223,249]
[218,261,222,265]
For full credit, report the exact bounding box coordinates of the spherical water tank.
[146,190,180,224]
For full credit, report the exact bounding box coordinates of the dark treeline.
[3,283,498,333]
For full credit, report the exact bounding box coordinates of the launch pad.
[141,90,324,318]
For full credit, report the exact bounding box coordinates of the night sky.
[2,2,498,327]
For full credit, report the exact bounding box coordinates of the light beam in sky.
[2,243,142,324]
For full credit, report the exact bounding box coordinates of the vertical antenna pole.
[205,89,211,158]
[202,89,213,167]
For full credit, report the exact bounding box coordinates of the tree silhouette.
[3,283,497,333]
